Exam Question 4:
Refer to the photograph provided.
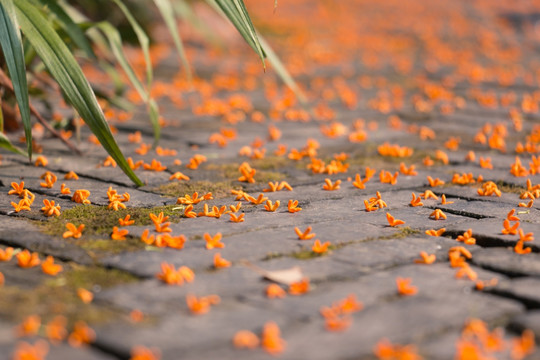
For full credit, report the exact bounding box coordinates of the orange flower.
[11,199,31,212]
[247,193,268,205]
[266,284,287,299]
[429,209,447,220]
[511,329,536,360]
[261,322,286,355]
[12,340,49,360]
[352,173,368,189]
[143,159,167,171]
[17,250,40,268]
[238,162,256,183]
[514,240,532,255]
[154,234,186,250]
[502,219,519,235]
[177,192,212,205]
[294,226,316,240]
[60,183,71,195]
[421,190,439,200]
[40,172,57,188]
[410,193,423,207]
[186,294,220,315]
[41,256,63,276]
[16,315,41,337]
[72,189,91,204]
[205,232,225,249]
[68,321,95,347]
[373,338,421,360]
[41,199,61,217]
[264,200,280,212]
[77,288,94,304]
[184,205,197,218]
[129,309,144,323]
[386,213,405,227]
[35,155,48,166]
[102,156,117,167]
[8,181,26,196]
[396,277,417,296]
[479,156,493,169]
[455,264,478,281]
[475,278,498,291]
[518,200,534,208]
[322,178,341,190]
[229,202,242,213]
[289,278,310,295]
[440,194,454,205]
[233,330,260,349]
[46,316,67,344]
[169,172,190,181]
[399,163,417,176]
[111,226,129,241]
[214,253,231,268]
[414,251,436,264]
[379,170,398,185]
[229,213,245,223]
[427,176,445,187]
[287,200,302,213]
[63,223,85,239]
[150,212,171,233]
[156,263,194,285]
[130,346,161,360]
[478,181,502,197]
[140,229,155,245]
[518,228,534,242]
[456,229,476,245]
[119,215,135,226]
[277,181,293,191]
[0,247,14,261]
[324,315,352,332]
[312,239,331,254]
[425,228,445,237]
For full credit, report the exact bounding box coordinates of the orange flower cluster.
[156,262,194,285]
[377,142,413,157]
[364,191,387,212]
[477,181,501,197]
[107,186,130,211]
[72,189,91,204]
[320,294,363,332]
[176,192,213,205]
[451,173,482,185]
[186,294,220,315]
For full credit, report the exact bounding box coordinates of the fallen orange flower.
[233,330,260,349]
[60,183,71,195]
[352,173,368,189]
[414,251,436,264]
[0,247,14,261]
[8,181,25,196]
[111,226,129,241]
[430,209,447,220]
[247,193,268,205]
[502,219,519,235]
[455,264,478,281]
[294,226,316,240]
[427,176,445,187]
[119,215,135,226]
[17,250,40,268]
[323,178,341,190]
[518,228,534,242]
[41,199,61,217]
[266,284,287,299]
[396,277,417,296]
[169,172,190,181]
[12,340,49,360]
[457,229,476,245]
[421,190,439,200]
[511,329,536,360]
[214,253,231,268]
[205,232,225,249]
[63,223,85,239]
[46,316,67,344]
[386,213,405,227]
[184,205,197,218]
[68,321,96,347]
[130,346,161,360]
[440,194,454,205]
[261,322,286,355]
[77,288,93,304]
[312,239,331,254]
[289,277,310,295]
[186,294,220,315]
[143,159,167,171]
[373,338,422,360]
[287,200,302,213]
[425,228,446,237]
[16,315,41,337]
[41,256,63,276]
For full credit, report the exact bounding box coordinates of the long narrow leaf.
[0,0,33,159]
[37,0,95,59]
[13,0,142,186]
[111,0,152,87]
[0,132,27,156]
[208,0,266,68]
[153,0,192,82]
[258,35,307,104]
[96,22,160,145]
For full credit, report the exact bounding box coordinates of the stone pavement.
[1,0,540,359]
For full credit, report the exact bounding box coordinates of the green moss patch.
[153,180,234,199]
[38,204,181,237]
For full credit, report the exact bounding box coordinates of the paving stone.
[510,310,540,339]
[472,248,540,277]
[0,216,92,264]
[489,277,540,309]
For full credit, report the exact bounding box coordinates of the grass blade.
[96,22,160,145]
[13,0,142,186]
[110,0,152,87]
[153,0,192,81]
[37,0,95,59]
[0,132,27,156]
[258,35,307,104]
[0,0,33,159]
[208,0,266,68]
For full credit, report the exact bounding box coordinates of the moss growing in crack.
[251,156,289,171]
[153,180,233,199]
[205,162,288,183]
[291,244,337,260]
[76,237,146,257]
[393,226,421,238]
[37,204,181,237]
[0,264,137,324]
[494,181,527,194]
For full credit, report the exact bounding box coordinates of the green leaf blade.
[13,0,142,186]
[0,0,33,159]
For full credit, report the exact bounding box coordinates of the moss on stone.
[38,204,182,237]
[153,180,233,199]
